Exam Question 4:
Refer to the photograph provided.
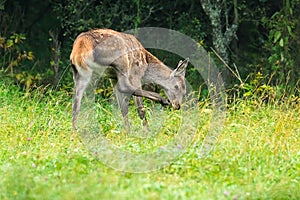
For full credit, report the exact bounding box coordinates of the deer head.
[164,58,189,110]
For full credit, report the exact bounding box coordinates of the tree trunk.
[49,30,61,89]
[200,0,238,82]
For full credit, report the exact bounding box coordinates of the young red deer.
[70,29,188,130]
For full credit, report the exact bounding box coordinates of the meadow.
[0,79,299,200]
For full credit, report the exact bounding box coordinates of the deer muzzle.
[171,101,181,110]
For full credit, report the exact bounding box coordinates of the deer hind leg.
[72,65,92,130]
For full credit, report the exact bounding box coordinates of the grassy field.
[0,80,299,200]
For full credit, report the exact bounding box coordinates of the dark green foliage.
[262,0,300,84]
[0,0,299,98]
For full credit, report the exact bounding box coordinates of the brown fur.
[70,29,188,130]
[70,29,165,72]
[70,32,95,70]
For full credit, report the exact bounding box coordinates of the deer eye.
[175,85,179,90]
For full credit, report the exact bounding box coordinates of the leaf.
[16,73,23,81]
[287,26,292,35]
[289,8,293,15]
[27,51,34,61]
[273,31,281,43]
[6,39,13,48]
[243,91,252,97]
[279,38,284,47]
[20,34,26,40]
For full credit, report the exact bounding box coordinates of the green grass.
[0,80,299,200]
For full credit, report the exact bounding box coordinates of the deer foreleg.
[117,76,169,106]
[115,89,130,131]
[134,96,149,128]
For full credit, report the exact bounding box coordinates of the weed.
[0,79,299,199]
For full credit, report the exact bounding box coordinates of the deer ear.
[171,58,189,77]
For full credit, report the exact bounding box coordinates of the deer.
[70,29,188,131]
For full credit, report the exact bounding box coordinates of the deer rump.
[70,29,188,130]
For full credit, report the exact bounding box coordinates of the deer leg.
[134,89,170,106]
[134,96,149,128]
[117,76,169,106]
[129,77,149,129]
[72,67,92,130]
[115,88,130,131]
[110,78,130,131]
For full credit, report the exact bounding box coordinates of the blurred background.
[1,0,299,99]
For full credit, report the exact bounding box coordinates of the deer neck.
[144,53,172,88]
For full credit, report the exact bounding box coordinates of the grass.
[0,80,299,200]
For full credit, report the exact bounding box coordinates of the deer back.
[70,29,151,78]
